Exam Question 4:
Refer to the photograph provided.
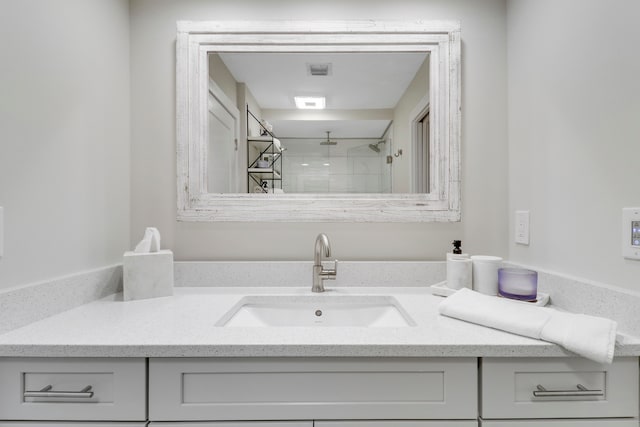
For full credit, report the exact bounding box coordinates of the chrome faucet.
[312,233,338,292]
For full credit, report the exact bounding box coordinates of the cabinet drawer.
[0,358,146,421]
[317,422,478,427]
[0,424,146,427]
[480,357,638,419]
[149,358,477,421]
[481,420,638,426]
[149,423,312,427]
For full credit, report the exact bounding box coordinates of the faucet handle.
[324,259,338,280]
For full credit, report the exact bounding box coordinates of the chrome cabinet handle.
[533,384,603,397]
[24,385,94,398]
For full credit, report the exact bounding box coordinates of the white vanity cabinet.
[149,423,311,427]
[1,355,638,427]
[480,420,639,426]
[316,422,478,427]
[149,423,476,427]
[0,424,147,427]
[0,358,147,422]
[480,357,639,423]
[148,358,478,422]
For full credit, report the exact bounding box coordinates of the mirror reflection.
[207,52,430,194]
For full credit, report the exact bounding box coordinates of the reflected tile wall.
[283,140,390,193]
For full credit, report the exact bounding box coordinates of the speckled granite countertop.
[1,286,639,358]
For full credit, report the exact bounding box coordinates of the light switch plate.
[622,207,640,260]
[515,210,530,245]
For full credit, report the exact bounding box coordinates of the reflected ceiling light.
[294,96,325,109]
[301,163,309,166]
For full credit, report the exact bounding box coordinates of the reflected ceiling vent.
[307,63,332,76]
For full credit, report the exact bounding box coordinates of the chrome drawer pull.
[533,384,604,397]
[24,385,94,398]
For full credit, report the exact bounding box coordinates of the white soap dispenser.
[446,240,471,290]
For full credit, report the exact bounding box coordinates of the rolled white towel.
[438,288,617,364]
[272,137,282,152]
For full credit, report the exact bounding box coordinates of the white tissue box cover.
[123,250,174,301]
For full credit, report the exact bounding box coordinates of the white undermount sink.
[216,295,416,327]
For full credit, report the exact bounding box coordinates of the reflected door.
[207,92,238,193]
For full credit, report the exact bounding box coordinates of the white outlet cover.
[622,207,640,260]
[515,210,530,245]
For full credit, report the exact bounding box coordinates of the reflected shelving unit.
[247,108,283,193]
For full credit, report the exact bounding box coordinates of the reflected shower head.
[320,131,337,146]
[368,140,386,153]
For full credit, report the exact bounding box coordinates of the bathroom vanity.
[0,355,637,426]
[0,285,639,426]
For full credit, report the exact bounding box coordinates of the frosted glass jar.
[498,268,538,301]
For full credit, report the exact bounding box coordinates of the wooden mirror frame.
[176,20,461,222]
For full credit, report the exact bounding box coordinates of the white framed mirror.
[177,20,460,222]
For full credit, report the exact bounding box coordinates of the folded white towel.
[540,310,617,364]
[438,288,617,364]
[253,186,285,194]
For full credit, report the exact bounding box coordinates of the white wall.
[5,0,636,290]
[209,53,238,105]
[0,0,130,289]
[393,56,429,193]
[130,0,509,261]
[507,0,640,289]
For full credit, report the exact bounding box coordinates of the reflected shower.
[368,140,386,153]
[320,131,338,146]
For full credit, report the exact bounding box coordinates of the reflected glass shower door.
[282,137,392,194]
